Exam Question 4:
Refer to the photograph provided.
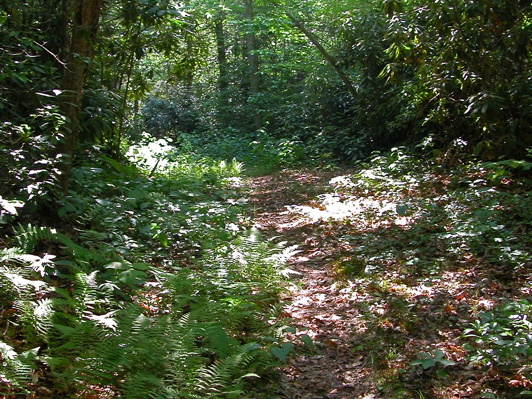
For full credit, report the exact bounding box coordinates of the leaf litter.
[247,163,531,399]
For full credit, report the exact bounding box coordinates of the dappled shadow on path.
[249,168,384,399]
[248,167,532,399]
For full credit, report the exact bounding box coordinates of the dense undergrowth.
[170,131,311,177]
[0,145,294,398]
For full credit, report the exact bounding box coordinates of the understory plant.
[324,145,531,395]
[0,146,291,398]
[464,300,532,368]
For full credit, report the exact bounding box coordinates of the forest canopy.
[1,0,530,184]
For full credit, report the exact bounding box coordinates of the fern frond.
[13,224,58,253]
[0,341,38,393]
[0,266,49,302]
[13,224,108,268]
[0,246,24,262]
[33,298,55,335]
[194,342,260,398]
[0,267,17,301]
[12,298,55,344]
[118,373,165,399]
[1,248,56,278]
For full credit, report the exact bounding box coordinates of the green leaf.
[0,197,24,215]
[438,358,457,367]
[65,203,77,212]
[36,91,54,97]
[435,369,449,378]
[396,204,408,216]
[54,324,76,336]
[238,373,260,380]
[117,269,147,286]
[270,343,293,362]
[101,154,125,173]
[300,334,314,349]
[105,261,128,270]
[158,232,169,247]
[410,354,436,369]
[132,262,151,271]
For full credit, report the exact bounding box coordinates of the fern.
[0,152,289,398]
[0,246,24,262]
[0,267,17,302]
[0,342,38,395]
[13,224,108,268]
[13,224,61,253]
[194,342,261,398]
[204,228,296,291]
[1,250,55,279]
[0,248,54,394]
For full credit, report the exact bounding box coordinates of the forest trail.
[248,169,380,399]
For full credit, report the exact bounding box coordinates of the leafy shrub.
[196,131,308,175]
[0,107,66,213]
[464,300,532,369]
[141,94,201,140]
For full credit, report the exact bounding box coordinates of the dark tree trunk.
[57,0,102,193]
[245,0,261,130]
[215,13,229,101]
[215,12,231,126]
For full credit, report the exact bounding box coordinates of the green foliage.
[4,0,530,393]
[0,106,66,213]
[410,349,457,370]
[0,7,62,122]
[193,342,262,398]
[0,342,38,395]
[0,148,289,397]
[174,130,309,176]
[379,0,532,157]
[141,93,202,140]
[330,147,532,280]
[270,342,294,363]
[136,0,526,162]
[464,300,532,368]
[317,146,531,395]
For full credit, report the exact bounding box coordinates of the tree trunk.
[57,0,102,193]
[215,12,231,126]
[214,14,229,93]
[245,0,261,130]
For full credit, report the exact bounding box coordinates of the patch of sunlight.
[226,176,244,188]
[329,175,357,188]
[126,138,174,171]
[287,193,411,226]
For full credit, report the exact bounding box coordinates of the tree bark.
[215,14,228,92]
[57,0,102,193]
[214,12,230,110]
[245,0,261,130]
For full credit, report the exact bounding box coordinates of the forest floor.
[248,168,377,399]
[247,167,532,399]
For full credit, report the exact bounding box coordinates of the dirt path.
[248,169,380,399]
[246,165,532,399]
